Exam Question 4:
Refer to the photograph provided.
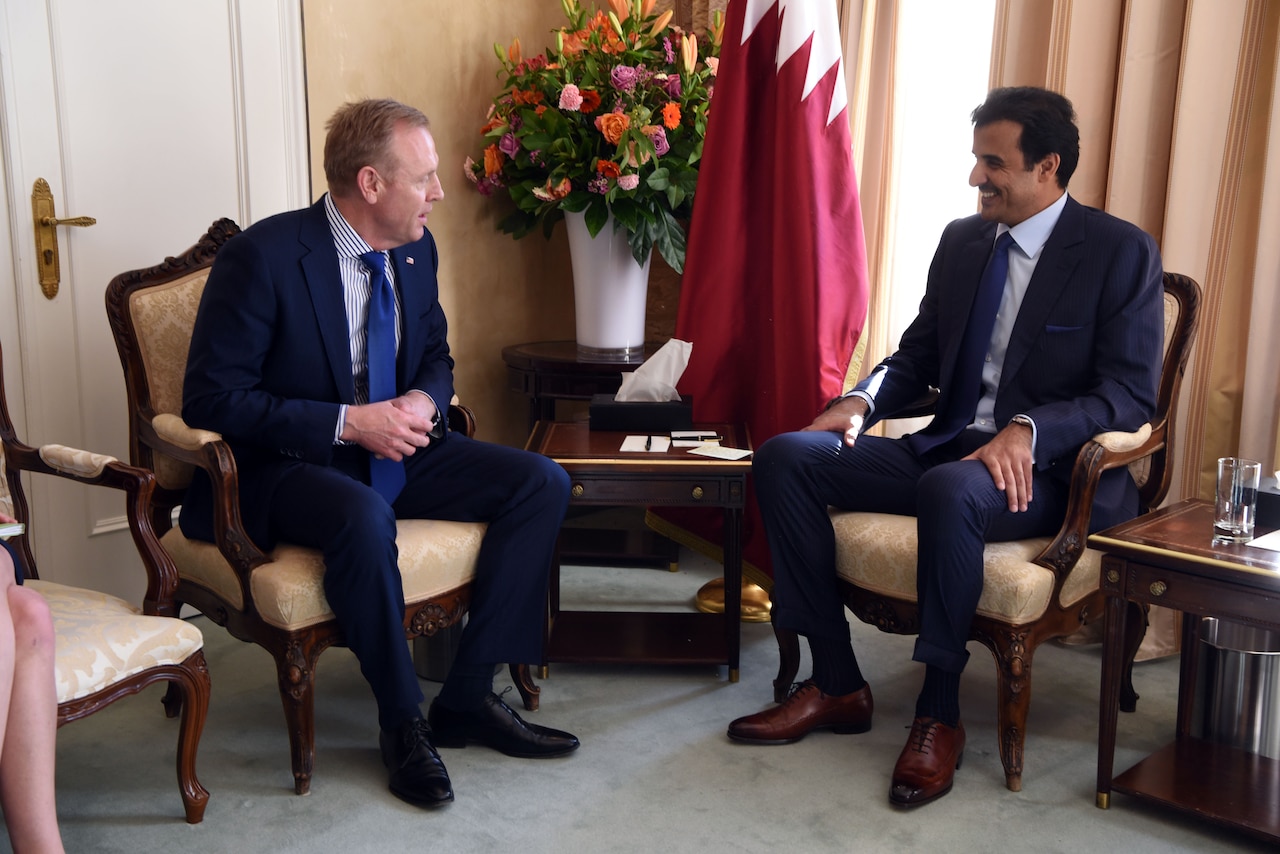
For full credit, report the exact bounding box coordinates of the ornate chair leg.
[994,640,1032,792]
[1120,601,1149,713]
[275,646,319,795]
[161,681,185,719]
[510,663,541,711]
[773,625,801,704]
[174,652,212,823]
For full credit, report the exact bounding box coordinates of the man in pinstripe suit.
[182,99,578,810]
[727,87,1164,808]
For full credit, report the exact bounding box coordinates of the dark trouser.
[269,433,569,729]
[752,429,1067,674]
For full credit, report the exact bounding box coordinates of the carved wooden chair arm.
[146,413,269,575]
[446,402,477,438]
[1032,419,1167,575]
[3,438,182,617]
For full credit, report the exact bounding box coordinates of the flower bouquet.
[465,0,722,274]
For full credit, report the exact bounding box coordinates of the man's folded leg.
[428,688,579,758]
[402,435,580,759]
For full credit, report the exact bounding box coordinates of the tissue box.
[588,394,694,432]
[1258,476,1280,529]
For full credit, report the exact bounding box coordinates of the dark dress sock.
[807,635,866,696]
[915,665,961,726]
[433,660,495,712]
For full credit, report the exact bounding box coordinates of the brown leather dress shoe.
[727,680,873,744]
[889,717,965,808]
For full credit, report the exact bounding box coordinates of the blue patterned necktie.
[911,231,1015,454]
[361,250,406,504]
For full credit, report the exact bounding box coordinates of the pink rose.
[617,174,640,191]
[558,83,583,112]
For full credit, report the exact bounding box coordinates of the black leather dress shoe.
[379,717,454,808]
[428,693,580,758]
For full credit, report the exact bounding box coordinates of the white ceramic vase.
[563,209,652,361]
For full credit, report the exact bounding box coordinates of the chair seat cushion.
[27,580,204,704]
[830,511,1102,624]
[160,519,486,630]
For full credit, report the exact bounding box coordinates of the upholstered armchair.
[104,220,490,795]
[0,342,210,823]
[773,272,1201,792]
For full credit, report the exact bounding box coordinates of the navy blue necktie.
[361,250,406,504]
[911,231,1014,454]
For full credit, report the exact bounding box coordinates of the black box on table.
[588,394,694,432]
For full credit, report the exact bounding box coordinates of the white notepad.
[687,445,753,461]
[620,435,672,453]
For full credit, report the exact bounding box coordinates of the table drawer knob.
[691,486,704,500]
[571,483,585,498]
[1106,569,1119,584]
[1149,581,1167,597]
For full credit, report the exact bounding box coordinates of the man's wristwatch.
[1011,414,1034,429]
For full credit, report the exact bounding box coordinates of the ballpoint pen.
[645,435,652,451]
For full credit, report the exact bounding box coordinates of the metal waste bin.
[413,621,463,683]
[1192,616,1280,759]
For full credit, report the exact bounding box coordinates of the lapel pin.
[406,256,415,265]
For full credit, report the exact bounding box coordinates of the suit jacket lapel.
[389,248,423,390]
[938,224,1000,394]
[298,201,358,402]
[1001,197,1086,388]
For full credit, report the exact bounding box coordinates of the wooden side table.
[502,339,661,432]
[502,339,676,569]
[1091,498,1280,844]
[525,420,751,680]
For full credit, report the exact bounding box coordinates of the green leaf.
[646,167,671,191]
[652,208,687,273]
[584,200,609,236]
[615,201,650,233]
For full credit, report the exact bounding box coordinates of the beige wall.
[302,0,577,447]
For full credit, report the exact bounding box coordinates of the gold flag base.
[694,577,772,623]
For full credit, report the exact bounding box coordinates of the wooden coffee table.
[524,420,752,684]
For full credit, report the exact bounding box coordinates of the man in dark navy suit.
[182,99,578,809]
[726,87,1164,808]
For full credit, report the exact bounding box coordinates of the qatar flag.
[648,0,869,584]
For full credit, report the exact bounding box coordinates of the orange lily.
[681,33,698,74]
[607,0,629,23]
[649,9,673,36]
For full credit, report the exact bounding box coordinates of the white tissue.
[615,338,692,402]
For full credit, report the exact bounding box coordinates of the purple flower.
[610,64,640,92]
[662,75,682,98]
[663,37,675,64]
[646,126,670,157]
[588,175,610,194]
[498,132,520,158]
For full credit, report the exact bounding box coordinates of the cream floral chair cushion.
[28,579,203,704]
[0,383,212,823]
